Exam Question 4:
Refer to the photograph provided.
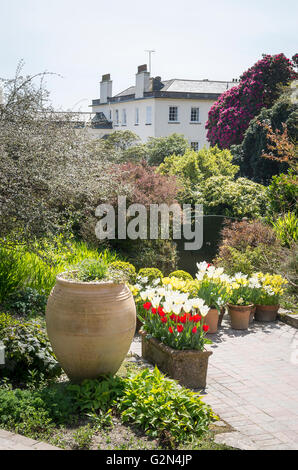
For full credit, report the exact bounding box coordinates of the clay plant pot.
[204,308,219,334]
[46,275,136,383]
[249,306,256,324]
[140,330,212,389]
[218,306,225,327]
[255,304,279,322]
[227,304,253,330]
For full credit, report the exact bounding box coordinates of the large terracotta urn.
[46,275,136,382]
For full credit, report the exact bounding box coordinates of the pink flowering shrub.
[206,54,297,149]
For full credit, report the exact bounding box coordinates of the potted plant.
[227,274,254,330]
[254,273,287,322]
[46,259,136,383]
[190,279,228,333]
[138,288,213,389]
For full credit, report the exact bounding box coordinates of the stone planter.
[227,304,253,330]
[46,275,136,382]
[218,306,225,327]
[140,330,212,389]
[249,306,256,324]
[204,308,219,334]
[255,304,279,322]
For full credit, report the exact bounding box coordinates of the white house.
[90,64,237,149]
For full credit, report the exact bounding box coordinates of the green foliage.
[0,237,119,298]
[72,424,94,450]
[117,367,215,445]
[138,268,163,283]
[267,171,298,218]
[272,212,298,247]
[4,288,47,317]
[72,258,109,282]
[0,313,61,381]
[0,247,30,303]
[130,239,177,274]
[197,176,268,218]
[168,270,193,280]
[147,133,189,166]
[231,89,296,184]
[109,261,136,283]
[215,245,271,276]
[67,376,125,414]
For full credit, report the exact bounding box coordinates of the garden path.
[130,318,298,450]
[0,429,59,450]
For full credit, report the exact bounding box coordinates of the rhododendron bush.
[206,54,296,149]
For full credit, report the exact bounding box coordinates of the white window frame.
[122,108,127,126]
[190,141,199,151]
[169,106,178,122]
[190,107,200,122]
[135,107,139,125]
[115,109,119,125]
[146,106,152,125]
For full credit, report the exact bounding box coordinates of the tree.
[0,64,124,252]
[206,53,297,149]
[231,86,297,183]
[146,133,189,166]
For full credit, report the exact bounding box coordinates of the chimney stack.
[135,64,150,99]
[100,73,112,104]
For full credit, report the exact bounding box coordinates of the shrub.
[267,171,298,217]
[272,212,298,247]
[0,314,61,381]
[137,268,163,283]
[197,176,268,218]
[168,270,193,280]
[129,239,178,274]
[231,90,296,183]
[206,53,296,149]
[117,367,215,445]
[4,288,47,317]
[109,261,136,283]
[146,133,189,166]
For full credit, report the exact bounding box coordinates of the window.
[122,109,127,125]
[169,106,178,122]
[135,107,139,125]
[146,106,152,124]
[190,107,200,122]
[190,141,199,151]
[115,109,119,125]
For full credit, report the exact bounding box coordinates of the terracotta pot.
[250,306,256,324]
[204,308,219,334]
[255,304,279,322]
[46,276,136,382]
[140,330,212,389]
[227,304,253,330]
[218,306,225,327]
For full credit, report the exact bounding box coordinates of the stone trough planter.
[140,330,212,389]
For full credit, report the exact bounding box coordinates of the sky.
[1,0,297,111]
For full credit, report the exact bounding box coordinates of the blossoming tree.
[206,54,297,149]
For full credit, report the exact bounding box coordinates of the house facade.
[90,65,237,149]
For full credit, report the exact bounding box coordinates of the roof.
[92,77,237,106]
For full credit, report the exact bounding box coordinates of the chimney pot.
[101,73,111,82]
[137,64,147,74]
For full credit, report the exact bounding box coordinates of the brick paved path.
[0,429,59,450]
[130,319,298,450]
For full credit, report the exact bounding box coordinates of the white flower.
[196,261,208,272]
[151,296,161,308]
[191,298,205,310]
[183,300,193,313]
[163,300,174,313]
[172,303,183,315]
[140,290,149,301]
[152,278,160,286]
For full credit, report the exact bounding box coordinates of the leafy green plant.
[117,367,216,445]
[137,268,163,283]
[0,247,30,302]
[69,259,109,282]
[272,212,298,247]
[109,261,136,283]
[169,270,193,280]
[72,424,94,450]
[0,313,61,381]
[4,288,47,317]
